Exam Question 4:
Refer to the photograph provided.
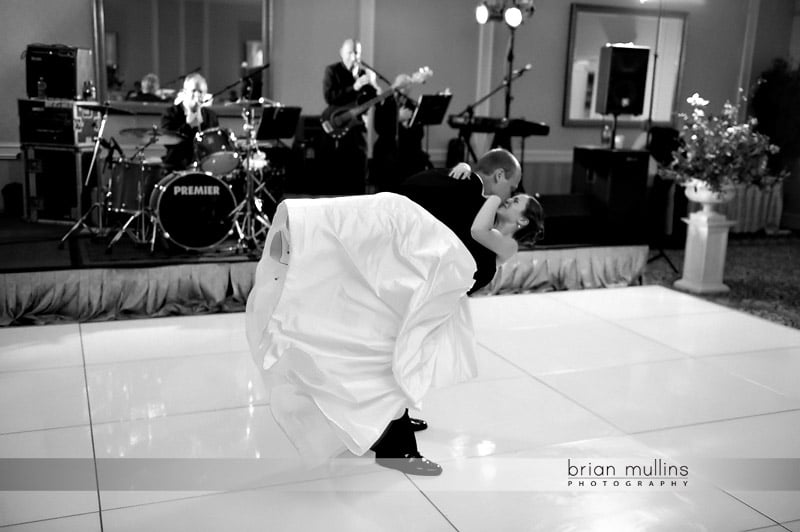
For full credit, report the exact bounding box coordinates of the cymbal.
[76,101,135,115]
[224,98,278,107]
[119,127,184,144]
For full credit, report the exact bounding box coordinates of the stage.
[0,216,647,325]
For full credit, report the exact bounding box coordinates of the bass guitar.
[321,66,433,139]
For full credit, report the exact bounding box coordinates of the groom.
[370,149,523,476]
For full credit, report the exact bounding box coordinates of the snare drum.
[149,171,236,250]
[109,159,164,213]
[194,127,240,175]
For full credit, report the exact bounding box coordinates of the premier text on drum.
[172,185,221,196]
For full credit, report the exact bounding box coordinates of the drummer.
[161,73,219,170]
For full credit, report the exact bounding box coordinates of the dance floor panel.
[1,286,800,531]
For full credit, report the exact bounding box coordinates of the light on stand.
[473,1,535,117]
[475,3,490,24]
[639,0,663,144]
[475,0,533,27]
[504,6,523,28]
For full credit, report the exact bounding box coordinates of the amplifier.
[23,145,96,222]
[25,44,95,100]
[571,146,650,244]
[18,99,99,146]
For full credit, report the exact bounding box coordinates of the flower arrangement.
[659,93,786,193]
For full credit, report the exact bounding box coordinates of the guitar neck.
[350,87,399,116]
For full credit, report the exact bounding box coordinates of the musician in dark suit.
[321,38,378,195]
[372,78,432,192]
[398,148,523,294]
[161,73,218,170]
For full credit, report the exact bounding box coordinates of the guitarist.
[321,38,378,195]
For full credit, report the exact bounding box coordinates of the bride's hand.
[448,162,472,180]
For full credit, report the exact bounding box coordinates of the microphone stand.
[457,66,530,118]
[504,28,516,119]
[206,63,272,256]
[210,63,271,102]
[454,66,531,161]
[162,66,202,89]
[59,104,115,246]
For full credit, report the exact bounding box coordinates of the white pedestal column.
[673,210,736,294]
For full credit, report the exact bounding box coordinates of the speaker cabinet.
[288,115,330,194]
[25,45,95,100]
[18,99,99,146]
[571,146,650,244]
[23,145,96,222]
[595,45,649,116]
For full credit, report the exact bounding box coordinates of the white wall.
[270,0,360,115]
[0,0,94,145]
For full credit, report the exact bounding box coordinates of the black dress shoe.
[409,417,428,432]
[375,452,443,476]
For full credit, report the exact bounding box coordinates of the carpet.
[643,232,800,330]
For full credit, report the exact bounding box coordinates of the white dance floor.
[1,286,800,531]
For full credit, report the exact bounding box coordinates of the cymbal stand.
[59,107,112,245]
[229,103,271,254]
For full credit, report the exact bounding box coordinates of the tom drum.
[109,159,164,213]
[194,127,240,175]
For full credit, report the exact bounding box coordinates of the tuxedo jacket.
[399,169,496,294]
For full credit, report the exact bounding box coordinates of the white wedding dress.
[246,193,478,464]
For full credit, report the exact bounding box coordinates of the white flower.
[687,93,709,107]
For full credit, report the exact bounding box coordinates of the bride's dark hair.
[512,194,544,245]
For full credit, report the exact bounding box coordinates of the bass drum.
[149,171,236,251]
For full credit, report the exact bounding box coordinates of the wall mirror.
[94,0,270,109]
[563,3,687,127]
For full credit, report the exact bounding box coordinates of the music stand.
[256,106,302,146]
[408,93,452,154]
[408,93,452,128]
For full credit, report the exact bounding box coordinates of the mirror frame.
[562,3,687,128]
[91,0,272,113]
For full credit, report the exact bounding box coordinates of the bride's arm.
[470,195,518,264]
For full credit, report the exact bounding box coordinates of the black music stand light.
[256,106,302,147]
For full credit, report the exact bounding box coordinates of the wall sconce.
[475,0,535,28]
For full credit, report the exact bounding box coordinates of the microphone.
[512,63,533,77]
[110,136,125,159]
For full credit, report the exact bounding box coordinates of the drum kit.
[60,100,286,255]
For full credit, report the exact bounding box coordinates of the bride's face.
[496,194,529,226]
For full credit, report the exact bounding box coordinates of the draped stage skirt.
[245,193,478,464]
